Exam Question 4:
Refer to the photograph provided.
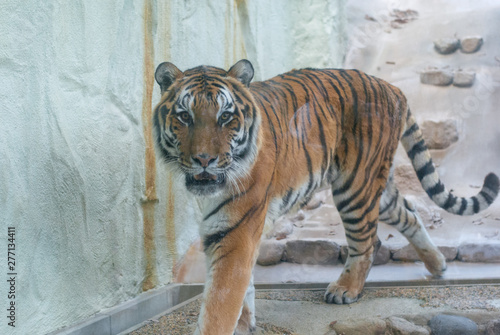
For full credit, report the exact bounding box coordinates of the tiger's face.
[153,60,260,197]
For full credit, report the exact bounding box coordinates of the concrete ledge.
[49,284,203,335]
[48,262,500,335]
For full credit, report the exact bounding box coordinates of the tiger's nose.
[192,154,218,168]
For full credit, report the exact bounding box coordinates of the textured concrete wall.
[0,1,347,334]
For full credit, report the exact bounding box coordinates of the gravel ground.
[128,284,500,335]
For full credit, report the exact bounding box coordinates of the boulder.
[457,243,500,262]
[386,316,429,335]
[434,38,460,54]
[333,317,386,335]
[485,319,500,335]
[428,314,478,335]
[453,70,476,87]
[420,69,453,86]
[257,240,286,266]
[460,36,483,53]
[420,119,459,150]
[284,240,340,265]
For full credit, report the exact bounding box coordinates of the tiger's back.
[249,69,407,221]
[153,60,499,334]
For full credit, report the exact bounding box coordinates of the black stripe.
[344,223,372,234]
[443,192,457,210]
[349,245,374,258]
[203,205,256,251]
[301,126,315,198]
[287,192,301,211]
[458,198,468,215]
[203,186,252,221]
[340,187,383,225]
[472,196,480,213]
[479,190,494,205]
[426,181,445,198]
[253,86,284,137]
[255,98,279,158]
[379,191,398,214]
[332,71,364,196]
[407,139,427,160]
[345,233,371,243]
[281,188,294,210]
[386,207,403,226]
[416,160,435,181]
[399,209,411,234]
[402,123,418,138]
[233,114,257,161]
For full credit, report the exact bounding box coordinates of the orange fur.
[153,60,499,334]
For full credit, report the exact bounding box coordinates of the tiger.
[153,59,499,335]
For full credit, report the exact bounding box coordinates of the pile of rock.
[420,35,482,87]
[420,67,476,87]
[434,36,483,54]
[257,239,500,266]
[328,314,500,335]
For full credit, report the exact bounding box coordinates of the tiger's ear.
[155,62,183,94]
[227,59,254,87]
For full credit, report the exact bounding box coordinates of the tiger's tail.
[400,110,499,215]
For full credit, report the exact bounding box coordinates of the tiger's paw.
[418,249,447,278]
[324,282,362,305]
[235,308,256,335]
[234,325,256,335]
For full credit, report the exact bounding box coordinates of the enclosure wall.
[0,1,347,334]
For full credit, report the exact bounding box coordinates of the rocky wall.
[0,1,347,334]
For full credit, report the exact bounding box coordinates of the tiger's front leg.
[194,215,264,335]
[325,180,384,304]
[235,274,256,334]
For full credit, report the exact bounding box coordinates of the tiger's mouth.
[193,171,218,181]
[185,172,226,196]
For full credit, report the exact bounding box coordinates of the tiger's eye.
[178,112,191,124]
[220,112,231,121]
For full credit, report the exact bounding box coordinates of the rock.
[438,246,458,261]
[420,69,454,86]
[460,36,483,53]
[453,70,476,87]
[428,314,478,335]
[333,317,386,335]
[420,119,459,150]
[394,165,424,194]
[485,319,500,335]
[392,244,420,261]
[457,243,500,262]
[267,216,294,240]
[284,240,340,265]
[391,245,456,262]
[374,244,391,265]
[434,38,460,54]
[386,316,429,335]
[257,240,286,266]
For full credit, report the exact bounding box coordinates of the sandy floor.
[128,284,500,334]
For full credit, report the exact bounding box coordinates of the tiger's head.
[153,60,261,197]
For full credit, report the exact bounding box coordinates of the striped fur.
[153,60,499,334]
